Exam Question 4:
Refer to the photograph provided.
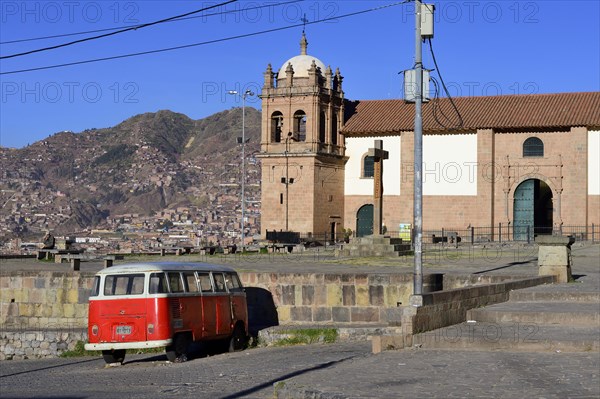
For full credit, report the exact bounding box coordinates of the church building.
[258,34,600,241]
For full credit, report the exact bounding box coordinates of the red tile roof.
[341,92,600,135]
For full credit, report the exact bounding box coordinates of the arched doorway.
[513,179,553,240]
[356,204,374,237]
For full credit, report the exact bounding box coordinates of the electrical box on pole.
[420,4,435,38]
[403,69,430,103]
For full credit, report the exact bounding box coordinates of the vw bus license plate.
[116,325,132,335]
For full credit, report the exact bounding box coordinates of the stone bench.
[58,255,118,271]
[223,245,237,254]
[267,244,295,253]
[200,247,216,255]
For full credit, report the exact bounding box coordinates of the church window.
[523,137,544,157]
[362,154,375,178]
[271,112,283,143]
[319,111,326,143]
[293,110,307,141]
[331,113,338,146]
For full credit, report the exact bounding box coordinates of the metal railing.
[383,224,598,246]
[267,224,598,248]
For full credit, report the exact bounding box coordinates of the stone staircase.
[413,283,600,352]
[337,235,412,257]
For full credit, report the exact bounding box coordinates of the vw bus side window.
[225,273,243,292]
[149,273,168,294]
[90,276,101,297]
[104,274,145,296]
[168,272,184,293]
[213,273,227,292]
[183,272,199,293]
[197,273,213,293]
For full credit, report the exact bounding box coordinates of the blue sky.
[1,0,599,149]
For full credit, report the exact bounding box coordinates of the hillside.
[0,107,261,240]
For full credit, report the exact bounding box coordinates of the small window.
[225,273,243,292]
[183,272,199,293]
[331,113,338,145]
[363,155,375,178]
[168,272,184,293]
[523,137,544,157]
[271,111,283,143]
[213,273,227,292]
[90,276,101,297]
[197,272,213,293]
[319,111,326,143]
[293,110,307,141]
[104,274,145,296]
[149,273,168,294]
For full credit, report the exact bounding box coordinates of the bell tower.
[258,33,347,241]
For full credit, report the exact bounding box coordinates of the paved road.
[0,342,371,399]
[277,348,600,399]
[1,342,598,399]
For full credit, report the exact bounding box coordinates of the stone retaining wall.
[239,272,431,325]
[0,271,446,329]
[0,329,87,360]
[0,271,95,329]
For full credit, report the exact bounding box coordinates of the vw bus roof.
[94,262,238,275]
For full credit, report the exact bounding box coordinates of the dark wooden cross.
[368,140,389,235]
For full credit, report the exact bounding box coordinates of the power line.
[427,38,464,130]
[0,0,304,45]
[1,2,407,76]
[0,0,237,60]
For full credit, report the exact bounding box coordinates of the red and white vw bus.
[85,262,248,364]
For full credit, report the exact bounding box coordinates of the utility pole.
[228,89,254,252]
[413,0,424,298]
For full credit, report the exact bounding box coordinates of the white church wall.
[344,136,401,196]
[589,130,600,195]
[423,134,478,196]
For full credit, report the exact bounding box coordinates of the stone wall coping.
[419,275,555,306]
[0,270,97,278]
[535,235,575,246]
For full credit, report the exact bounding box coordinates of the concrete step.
[510,290,600,303]
[413,322,600,352]
[467,302,600,326]
[258,324,402,346]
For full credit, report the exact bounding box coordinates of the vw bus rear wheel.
[228,325,248,352]
[102,349,126,364]
[166,334,190,362]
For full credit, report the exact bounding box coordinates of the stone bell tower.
[258,33,347,241]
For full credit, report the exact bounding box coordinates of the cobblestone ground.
[277,348,600,399]
[1,343,599,398]
[0,343,370,399]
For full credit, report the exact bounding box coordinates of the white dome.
[277,55,326,80]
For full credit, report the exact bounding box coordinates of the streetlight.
[282,132,297,231]
[228,89,254,252]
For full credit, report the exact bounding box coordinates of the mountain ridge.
[0,107,261,240]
